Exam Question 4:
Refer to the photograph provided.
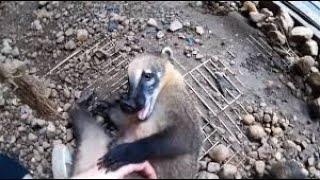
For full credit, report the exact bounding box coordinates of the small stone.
[66,129,73,142]
[220,164,237,179]
[261,8,273,17]
[195,54,204,60]
[64,40,76,50]
[307,72,320,97]
[274,151,282,161]
[246,106,254,113]
[169,19,183,32]
[63,103,71,112]
[249,12,267,23]
[11,47,19,57]
[287,81,296,91]
[31,20,42,31]
[208,162,220,173]
[301,39,318,56]
[199,161,207,171]
[292,56,315,76]
[248,125,266,140]
[207,173,219,179]
[271,127,283,137]
[28,133,37,141]
[279,10,294,35]
[38,1,48,7]
[255,161,265,176]
[47,122,56,137]
[243,114,255,125]
[183,21,191,27]
[263,114,272,123]
[209,144,231,162]
[290,26,314,42]
[311,66,319,73]
[308,157,316,166]
[195,26,204,35]
[76,29,88,42]
[156,31,164,39]
[268,30,286,45]
[257,144,272,160]
[147,18,158,27]
[65,28,74,36]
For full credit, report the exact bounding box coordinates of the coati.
[71,48,202,179]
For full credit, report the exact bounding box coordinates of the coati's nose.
[120,98,137,113]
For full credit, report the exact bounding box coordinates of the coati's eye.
[143,72,153,81]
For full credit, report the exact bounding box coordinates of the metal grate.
[47,36,249,169]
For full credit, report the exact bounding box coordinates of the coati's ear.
[161,46,175,65]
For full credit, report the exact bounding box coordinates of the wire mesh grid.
[47,36,249,170]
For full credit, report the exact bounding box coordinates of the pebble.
[31,20,43,31]
[64,40,76,50]
[271,127,283,137]
[209,144,231,162]
[308,156,316,166]
[220,164,237,179]
[207,162,221,173]
[243,114,255,125]
[169,20,183,32]
[268,30,286,45]
[76,29,88,42]
[249,12,267,23]
[199,161,207,170]
[255,160,265,176]
[156,31,164,39]
[246,106,254,113]
[66,129,73,142]
[301,39,318,56]
[248,125,266,140]
[28,133,37,141]
[195,54,204,60]
[63,103,71,111]
[290,26,314,42]
[274,151,282,161]
[195,26,204,35]
[65,28,74,36]
[1,39,13,55]
[147,18,158,27]
[46,122,56,138]
[292,55,315,76]
[263,114,272,123]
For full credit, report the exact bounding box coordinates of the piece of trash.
[186,37,195,46]
[52,143,73,179]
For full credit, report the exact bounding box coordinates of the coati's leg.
[70,107,112,176]
[98,126,189,170]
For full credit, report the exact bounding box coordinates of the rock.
[249,12,267,23]
[270,160,306,179]
[207,173,219,179]
[257,144,272,160]
[1,39,13,55]
[263,114,272,123]
[64,40,76,50]
[220,164,237,179]
[248,125,266,140]
[198,171,208,179]
[31,20,43,31]
[195,26,204,35]
[307,72,320,96]
[308,156,316,166]
[291,56,315,76]
[274,151,282,161]
[255,160,265,176]
[241,1,258,13]
[33,118,46,127]
[258,22,277,33]
[63,103,71,112]
[290,26,313,42]
[169,20,183,32]
[243,114,255,125]
[76,29,88,42]
[56,36,64,43]
[271,127,283,136]
[47,122,56,137]
[66,129,73,142]
[65,28,74,36]
[209,144,231,162]
[261,8,273,17]
[195,54,204,60]
[28,133,37,141]
[268,30,286,45]
[156,31,164,39]
[183,21,191,27]
[300,39,318,56]
[208,162,221,173]
[147,18,158,28]
[279,10,294,35]
[199,161,207,171]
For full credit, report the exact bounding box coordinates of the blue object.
[186,37,195,46]
[0,154,29,179]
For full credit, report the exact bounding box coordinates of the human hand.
[71,161,157,179]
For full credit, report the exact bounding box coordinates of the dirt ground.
[0,1,319,179]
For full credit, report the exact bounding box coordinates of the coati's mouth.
[137,97,153,121]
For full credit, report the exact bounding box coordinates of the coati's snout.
[122,54,167,120]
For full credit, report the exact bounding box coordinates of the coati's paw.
[97,143,147,170]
